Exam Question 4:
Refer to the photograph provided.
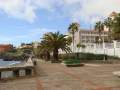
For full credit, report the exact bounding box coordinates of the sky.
[0,0,120,46]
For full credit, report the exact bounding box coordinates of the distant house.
[19,44,33,49]
[0,44,13,52]
[18,42,39,49]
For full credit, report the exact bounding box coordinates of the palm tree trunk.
[99,33,100,43]
[72,33,75,52]
[99,31,102,43]
[52,48,59,63]
[46,51,50,61]
[109,28,112,42]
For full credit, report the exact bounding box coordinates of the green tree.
[112,13,120,40]
[76,43,81,52]
[104,17,113,41]
[68,22,80,52]
[42,32,71,62]
[95,21,104,43]
[66,36,72,45]
[21,43,25,46]
[39,40,51,61]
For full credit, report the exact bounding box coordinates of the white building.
[72,29,109,51]
[67,28,120,57]
[74,29,108,44]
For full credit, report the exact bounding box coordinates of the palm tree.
[76,43,81,52]
[68,22,80,52]
[104,17,113,41]
[95,21,104,43]
[39,41,51,61]
[42,32,71,62]
[66,36,72,45]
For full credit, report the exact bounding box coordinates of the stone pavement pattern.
[0,60,120,90]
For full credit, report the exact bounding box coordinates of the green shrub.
[63,59,81,64]
[0,49,28,61]
[59,52,119,61]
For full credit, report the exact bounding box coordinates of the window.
[1,71,13,78]
[13,70,19,77]
[26,69,32,76]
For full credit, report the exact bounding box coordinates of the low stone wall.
[0,68,34,79]
[0,58,34,79]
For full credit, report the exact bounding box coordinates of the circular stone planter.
[113,71,120,77]
[65,63,84,67]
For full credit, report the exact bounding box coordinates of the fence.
[74,41,120,57]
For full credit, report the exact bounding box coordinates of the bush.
[0,49,28,61]
[63,59,81,64]
[63,59,84,67]
[59,52,119,61]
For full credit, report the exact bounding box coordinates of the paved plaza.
[0,60,120,90]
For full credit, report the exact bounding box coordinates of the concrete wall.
[0,68,33,79]
[60,41,120,58]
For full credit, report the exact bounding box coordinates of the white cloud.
[0,0,36,22]
[66,0,120,24]
[0,0,120,23]
[0,0,56,22]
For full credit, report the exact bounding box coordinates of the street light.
[113,40,116,57]
[102,35,106,61]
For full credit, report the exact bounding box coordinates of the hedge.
[59,52,119,61]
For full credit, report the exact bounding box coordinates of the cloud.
[0,0,56,22]
[0,0,120,24]
[64,0,120,24]
[0,0,36,22]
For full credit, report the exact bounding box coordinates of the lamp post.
[103,38,106,61]
[113,40,116,57]
[102,35,106,61]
